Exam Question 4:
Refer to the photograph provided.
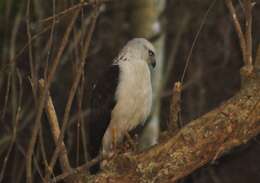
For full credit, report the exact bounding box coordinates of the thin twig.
[0,72,22,183]
[224,0,247,64]
[39,2,88,23]
[1,11,22,120]
[10,25,52,67]
[225,0,254,76]
[51,154,107,183]
[244,0,253,66]
[26,10,80,183]
[44,0,56,79]
[26,0,37,101]
[48,9,98,175]
[38,79,72,173]
[1,74,11,120]
[38,0,111,24]
[39,125,49,178]
[163,13,189,85]
[181,0,216,82]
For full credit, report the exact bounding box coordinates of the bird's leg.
[102,127,117,157]
[112,127,117,153]
[125,132,137,152]
[101,127,118,170]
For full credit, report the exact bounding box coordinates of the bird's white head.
[116,38,156,68]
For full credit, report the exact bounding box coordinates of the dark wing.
[87,64,119,173]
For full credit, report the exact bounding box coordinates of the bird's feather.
[87,38,155,174]
[87,64,119,173]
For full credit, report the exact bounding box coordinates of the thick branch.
[87,72,260,182]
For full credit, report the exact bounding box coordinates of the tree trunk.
[130,0,166,150]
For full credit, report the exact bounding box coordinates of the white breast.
[101,59,153,154]
[111,59,152,135]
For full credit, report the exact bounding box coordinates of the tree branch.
[225,0,254,76]
[86,71,260,182]
[39,79,84,183]
[38,80,71,175]
[50,1,259,182]
[224,0,247,66]
[244,0,253,66]
[26,10,80,183]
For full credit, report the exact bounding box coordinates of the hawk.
[87,38,156,173]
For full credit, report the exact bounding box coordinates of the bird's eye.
[148,50,154,57]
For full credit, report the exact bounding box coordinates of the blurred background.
[0,0,259,182]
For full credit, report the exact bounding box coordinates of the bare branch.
[225,0,254,76]
[47,9,98,176]
[244,0,253,66]
[224,0,247,62]
[38,0,111,24]
[26,0,37,101]
[0,72,22,182]
[38,80,71,173]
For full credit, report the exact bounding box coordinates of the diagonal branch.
[51,71,260,183]
[47,9,99,175]
[26,9,80,183]
[39,79,84,183]
[38,80,71,174]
